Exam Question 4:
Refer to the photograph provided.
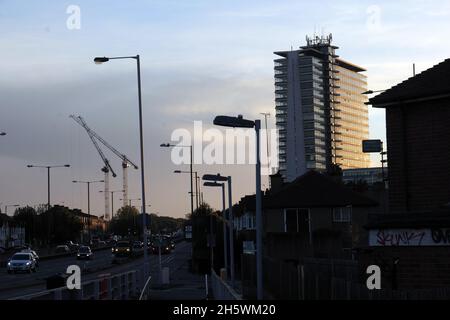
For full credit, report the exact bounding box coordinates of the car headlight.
[126,248,130,252]
[26,262,31,266]
[7,262,11,266]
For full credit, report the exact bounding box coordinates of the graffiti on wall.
[369,228,450,246]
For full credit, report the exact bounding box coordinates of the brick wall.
[386,98,450,212]
[358,246,450,289]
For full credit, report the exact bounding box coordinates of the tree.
[191,203,214,273]
[110,206,139,237]
[13,206,37,244]
[13,205,83,246]
[47,206,83,244]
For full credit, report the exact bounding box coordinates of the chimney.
[269,171,284,193]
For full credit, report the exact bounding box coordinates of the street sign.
[363,139,383,153]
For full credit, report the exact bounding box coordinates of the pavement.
[149,242,208,300]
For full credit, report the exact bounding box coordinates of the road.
[0,241,192,300]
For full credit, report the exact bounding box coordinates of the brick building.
[370,59,450,213]
[360,58,450,290]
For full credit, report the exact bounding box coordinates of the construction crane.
[70,115,139,212]
[70,115,117,220]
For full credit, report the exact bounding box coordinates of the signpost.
[363,139,388,213]
[362,139,383,153]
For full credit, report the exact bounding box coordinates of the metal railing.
[138,274,152,300]
[9,269,141,300]
[210,269,242,300]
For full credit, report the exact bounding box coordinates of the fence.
[211,269,242,300]
[243,254,450,300]
[10,269,143,300]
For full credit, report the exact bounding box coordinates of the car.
[55,245,70,254]
[65,241,79,251]
[21,249,39,267]
[162,235,176,250]
[131,241,144,256]
[76,246,93,260]
[150,239,171,255]
[7,253,37,274]
[112,241,132,257]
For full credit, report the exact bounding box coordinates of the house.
[358,58,450,290]
[262,170,378,260]
[235,170,378,299]
[0,214,25,248]
[370,58,450,213]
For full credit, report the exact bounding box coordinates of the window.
[333,207,352,223]
[284,209,310,234]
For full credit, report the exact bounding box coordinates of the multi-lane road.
[0,241,191,300]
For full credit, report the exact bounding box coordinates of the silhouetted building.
[370,58,450,213]
[359,58,450,291]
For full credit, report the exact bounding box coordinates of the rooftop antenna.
[413,63,416,76]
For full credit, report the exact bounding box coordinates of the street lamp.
[73,180,104,242]
[94,54,149,276]
[99,190,124,220]
[120,198,141,207]
[27,164,71,209]
[27,164,70,246]
[161,143,194,216]
[5,204,20,216]
[362,89,386,95]
[203,173,234,288]
[203,181,228,279]
[174,169,199,211]
[213,114,263,300]
[0,132,6,136]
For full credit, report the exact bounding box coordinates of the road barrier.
[9,269,141,300]
[210,269,242,300]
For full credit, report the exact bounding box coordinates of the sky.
[1,0,450,218]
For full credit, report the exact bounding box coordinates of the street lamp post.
[0,132,6,136]
[94,55,149,277]
[213,114,263,300]
[203,181,228,278]
[27,164,71,209]
[173,169,199,212]
[120,198,141,207]
[27,164,70,246]
[73,180,104,242]
[202,174,235,288]
[161,143,194,215]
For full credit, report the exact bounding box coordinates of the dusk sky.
[1,0,450,218]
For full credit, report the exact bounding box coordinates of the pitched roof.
[370,58,450,107]
[264,170,378,209]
